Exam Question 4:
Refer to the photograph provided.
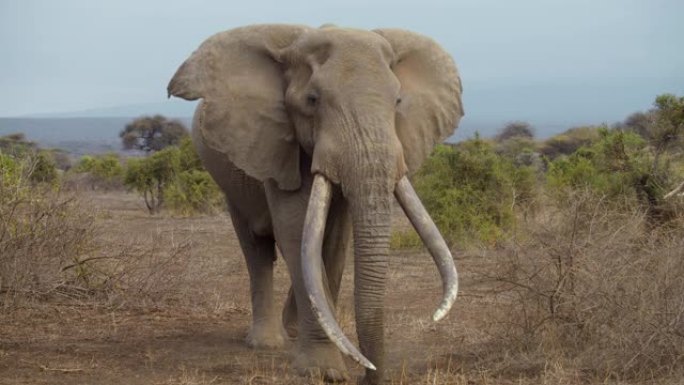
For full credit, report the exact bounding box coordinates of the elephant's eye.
[395,97,402,106]
[306,93,318,107]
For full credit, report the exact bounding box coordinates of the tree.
[650,94,684,162]
[650,94,684,205]
[124,147,180,214]
[619,111,656,139]
[119,115,188,152]
[539,126,601,159]
[495,121,535,142]
[122,137,222,215]
[0,133,38,157]
[617,94,683,158]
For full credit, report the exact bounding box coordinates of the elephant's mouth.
[300,173,459,370]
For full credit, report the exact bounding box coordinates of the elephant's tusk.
[301,174,377,371]
[394,176,459,322]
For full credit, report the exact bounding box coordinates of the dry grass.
[1,186,683,384]
[0,184,215,311]
[0,183,97,307]
[471,190,684,383]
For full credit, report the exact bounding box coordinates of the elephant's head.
[168,24,463,377]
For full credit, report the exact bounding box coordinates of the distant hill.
[0,117,191,156]
[26,100,198,119]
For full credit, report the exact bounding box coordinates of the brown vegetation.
[1,188,682,384]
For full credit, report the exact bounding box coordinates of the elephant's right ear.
[168,24,309,191]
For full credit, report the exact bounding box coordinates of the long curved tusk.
[301,174,376,370]
[394,176,459,321]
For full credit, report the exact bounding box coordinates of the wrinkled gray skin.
[168,24,463,384]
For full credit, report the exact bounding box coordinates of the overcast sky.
[1,0,682,130]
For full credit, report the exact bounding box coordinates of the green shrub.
[0,134,60,184]
[124,147,180,214]
[29,151,58,183]
[413,139,536,246]
[123,137,222,215]
[0,152,23,190]
[72,153,124,190]
[546,128,652,207]
[164,169,223,215]
[75,155,96,172]
[178,136,203,171]
[0,149,58,185]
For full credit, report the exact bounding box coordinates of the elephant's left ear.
[168,25,308,191]
[374,29,464,174]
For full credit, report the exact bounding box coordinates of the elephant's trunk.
[348,176,393,382]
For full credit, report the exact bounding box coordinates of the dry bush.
[88,234,222,309]
[1,157,216,310]
[477,190,684,382]
[0,155,98,306]
[0,189,96,306]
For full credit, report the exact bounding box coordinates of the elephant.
[168,24,463,384]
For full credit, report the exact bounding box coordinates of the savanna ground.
[0,190,486,385]
[3,188,682,385]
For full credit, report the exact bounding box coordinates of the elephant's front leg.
[227,202,284,349]
[264,179,349,383]
[281,198,351,340]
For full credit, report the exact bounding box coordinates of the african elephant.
[168,24,463,384]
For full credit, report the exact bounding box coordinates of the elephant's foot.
[357,369,384,385]
[283,321,298,341]
[293,343,349,383]
[246,321,285,349]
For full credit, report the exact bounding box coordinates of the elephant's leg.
[282,287,298,339]
[322,197,351,304]
[264,180,349,383]
[227,202,284,349]
[281,197,351,341]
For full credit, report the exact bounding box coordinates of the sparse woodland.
[1,95,683,384]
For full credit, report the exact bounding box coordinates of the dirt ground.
[0,191,545,384]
